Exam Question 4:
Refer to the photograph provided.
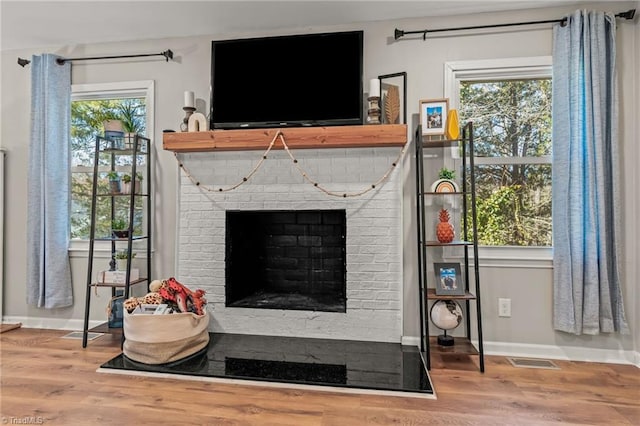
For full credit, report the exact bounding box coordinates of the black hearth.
[100,333,433,397]
[225,210,346,312]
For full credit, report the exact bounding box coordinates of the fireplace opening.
[225,210,346,312]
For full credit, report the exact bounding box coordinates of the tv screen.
[210,31,363,129]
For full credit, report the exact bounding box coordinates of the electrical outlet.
[498,298,511,317]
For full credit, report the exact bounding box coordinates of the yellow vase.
[446,109,460,140]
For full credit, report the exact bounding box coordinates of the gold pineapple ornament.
[436,208,455,243]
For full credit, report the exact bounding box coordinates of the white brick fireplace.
[176,146,403,342]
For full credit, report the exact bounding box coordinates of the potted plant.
[105,249,140,279]
[103,119,124,133]
[115,249,137,260]
[114,249,137,271]
[122,172,143,194]
[107,171,121,194]
[111,218,129,239]
[122,174,132,194]
[438,167,455,180]
[119,102,145,150]
[123,123,137,150]
[430,167,459,193]
[103,119,125,149]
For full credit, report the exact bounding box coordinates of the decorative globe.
[430,300,463,331]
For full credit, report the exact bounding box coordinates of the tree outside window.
[460,79,552,246]
[70,98,146,240]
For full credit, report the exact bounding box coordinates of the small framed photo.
[420,98,449,136]
[434,262,464,296]
[378,72,407,125]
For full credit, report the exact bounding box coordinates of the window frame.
[69,80,154,257]
[444,57,552,267]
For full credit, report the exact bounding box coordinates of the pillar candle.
[184,91,195,108]
[369,78,380,98]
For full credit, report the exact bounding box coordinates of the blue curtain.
[552,10,628,334]
[27,54,73,308]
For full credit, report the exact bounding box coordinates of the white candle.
[184,91,195,108]
[369,78,380,98]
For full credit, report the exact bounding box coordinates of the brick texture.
[177,147,402,342]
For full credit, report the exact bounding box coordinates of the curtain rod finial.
[17,57,30,67]
[394,29,404,40]
[616,9,635,20]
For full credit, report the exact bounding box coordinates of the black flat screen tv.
[210,30,363,130]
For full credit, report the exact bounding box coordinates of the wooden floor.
[1,328,638,425]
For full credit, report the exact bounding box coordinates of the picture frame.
[378,72,407,125]
[420,98,449,136]
[433,262,465,296]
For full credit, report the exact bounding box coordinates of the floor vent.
[61,331,104,341]
[507,357,560,370]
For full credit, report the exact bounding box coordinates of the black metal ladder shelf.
[414,122,484,373]
[82,134,152,347]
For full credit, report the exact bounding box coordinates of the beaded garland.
[175,130,407,198]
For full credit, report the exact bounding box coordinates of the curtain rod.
[17,49,173,67]
[394,9,635,40]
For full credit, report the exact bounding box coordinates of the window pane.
[70,173,94,240]
[466,164,552,246]
[460,79,552,247]
[70,97,146,239]
[460,80,551,158]
[71,172,144,240]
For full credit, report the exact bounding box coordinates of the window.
[70,81,154,242]
[445,58,552,250]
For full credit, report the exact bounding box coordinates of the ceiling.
[1,1,595,51]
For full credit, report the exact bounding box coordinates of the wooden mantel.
[163,124,407,153]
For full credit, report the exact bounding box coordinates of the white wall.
[634,1,640,363]
[1,2,637,361]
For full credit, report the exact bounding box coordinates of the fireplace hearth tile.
[100,333,432,396]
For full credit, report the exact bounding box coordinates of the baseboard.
[401,336,420,347]
[401,335,638,366]
[481,340,638,366]
[4,322,639,367]
[2,316,103,331]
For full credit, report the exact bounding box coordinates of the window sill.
[447,246,552,269]
[69,240,152,259]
